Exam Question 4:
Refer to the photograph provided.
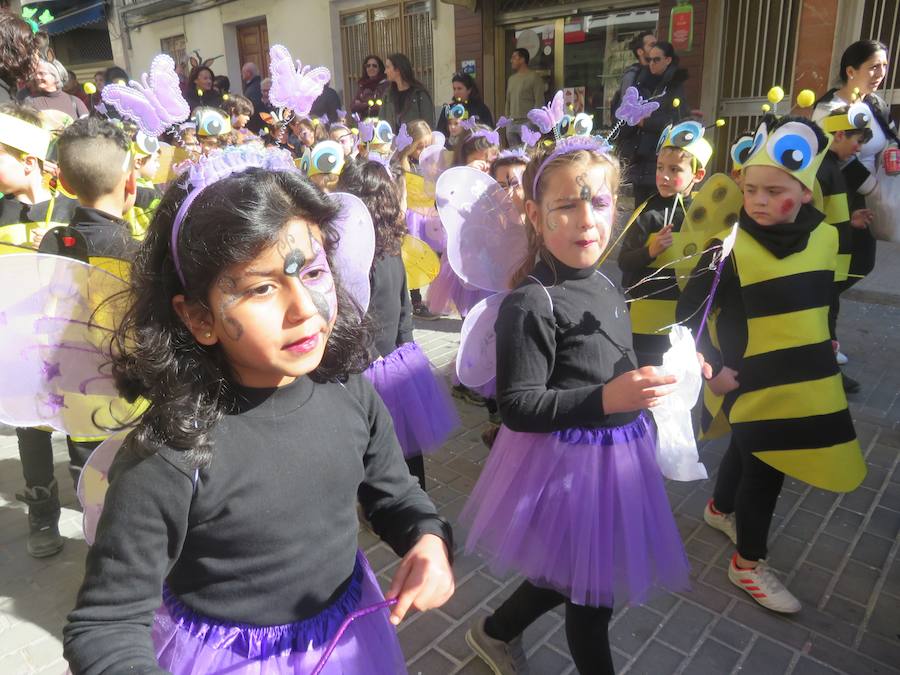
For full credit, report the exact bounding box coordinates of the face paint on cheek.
[780,198,795,215]
[216,276,245,341]
[301,236,338,323]
[673,177,683,189]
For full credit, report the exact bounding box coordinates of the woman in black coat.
[435,72,493,136]
[617,41,688,205]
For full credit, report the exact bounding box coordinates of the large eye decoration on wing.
[847,101,871,130]
[766,122,819,172]
[730,133,754,167]
[308,140,344,176]
[374,120,394,145]
[669,120,704,147]
[190,107,232,137]
[571,112,593,136]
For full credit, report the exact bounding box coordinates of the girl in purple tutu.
[63,151,455,674]
[338,159,460,490]
[462,141,690,674]
[426,125,499,318]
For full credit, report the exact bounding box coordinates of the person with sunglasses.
[351,55,387,117]
[617,40,689,205]
[435,72,493,138]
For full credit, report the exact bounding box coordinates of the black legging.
[485,580,614,674]
[712,435,785,561]
[17,427,99,490]
[405,454,426,491]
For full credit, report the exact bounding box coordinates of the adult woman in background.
[22,59,87,121]
[435,72,493,136]
[380,53,434,129]
[351,55,387,118]
[185,64,224,111]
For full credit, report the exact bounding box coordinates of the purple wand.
[695,225,738,346]
[311,598,398,674]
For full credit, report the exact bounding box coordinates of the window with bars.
[160,34,188,73]
[340,1,433,109]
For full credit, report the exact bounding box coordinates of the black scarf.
[739,204,823,259]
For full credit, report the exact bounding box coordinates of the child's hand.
[649,222,674,258]
[386,533,455,625]
[697,352,713,380]
[29,227,47,248]
[850,209,874,229]
[602,366,677,414]
[467,159,490,173]
[708,366,739,396]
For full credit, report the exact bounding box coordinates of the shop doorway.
[498,8,658,129]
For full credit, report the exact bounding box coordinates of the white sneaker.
[466,617,529,674]
[703,499,737,544]
[836,350,849,365]
[728,555,801,614]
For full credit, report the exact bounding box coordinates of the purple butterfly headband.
[497,148,529,162]
[267,44,331,120]
[531,135,610,199]
[470,116,509,147]
[170,146,297,285]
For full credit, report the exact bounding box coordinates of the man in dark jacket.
[241,62,265,132]
[611,31,656,119]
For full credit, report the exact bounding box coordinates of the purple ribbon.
[310,598,398,674]
[694,251,727,346]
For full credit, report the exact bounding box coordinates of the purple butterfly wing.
[520,126,541,147]
[615,86,660,126]
[101,84,166,137]
[292,64,331,117]
[147,54,189,125]
[358,121,374,143]
[549,90,565,123]
[395,123,413,152]
[268,45,298,109]
[527,108,553,134]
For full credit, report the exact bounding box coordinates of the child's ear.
[694,167,706,182]
[124,168,137,197]
[524,199,542,233]
[172,295,218,346]
[800,187,813,204]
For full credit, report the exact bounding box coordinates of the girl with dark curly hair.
[64,162,454,674]
[337,159,459,491]
[0,11,38,103]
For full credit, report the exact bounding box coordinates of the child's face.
[830,131,863,161]
[199,219,337,388]
[138,152,160,179]
[742,165,810,226]
[298,125,316,147]
[525,161,615,269]
[656,148,702,198]
[0,148,28,194]
[467,146,499,169]
[233,113,250,130]
[447,118,462,138]
[331,129,356,156]
[494,163,526,213]
[410,133,432,161]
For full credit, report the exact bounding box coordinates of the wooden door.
[237,21,270,79]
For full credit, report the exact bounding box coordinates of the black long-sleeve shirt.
[369,253,414,358]
[494,255,639,433]
[64,374,451,675]
[69,206,138,260]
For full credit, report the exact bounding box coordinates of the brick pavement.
[1,297,898,674]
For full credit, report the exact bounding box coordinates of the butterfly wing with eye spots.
[0,254,146,437]
[435,166,528,294]
[329,193,376,311]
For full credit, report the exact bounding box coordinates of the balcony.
[118,0,194,19]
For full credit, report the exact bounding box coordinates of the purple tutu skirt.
[426,254,490,318]
[406,209,446,252]
[462,413,690,608]
[152,551,406,674]
[364,342,460,458]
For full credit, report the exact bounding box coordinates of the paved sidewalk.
[1,297,898,674]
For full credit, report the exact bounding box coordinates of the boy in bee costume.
[677,116,865,614]
[815,104,875,393]
[619,119,713,366]
[125,131,163,240]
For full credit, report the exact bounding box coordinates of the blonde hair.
[511,147,620,288]
[395,119,432,171]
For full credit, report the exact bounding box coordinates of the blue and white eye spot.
[311,143,342,174]
[656,124,673,154]
[747,123,768,159]
[300,148,311,174]
[375,120,394,144]
[557,114,572,136]
[847,101,871,129]
[572,113,593,136]
[670,121,704,148]
[449,103,466,119]
[767,122,817,171]
[730,135,754,166]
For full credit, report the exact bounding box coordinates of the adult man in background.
[504,48,544,146]
[241,62,265,132]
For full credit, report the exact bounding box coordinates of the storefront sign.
[461,59,476,76]
[669,2,694,52]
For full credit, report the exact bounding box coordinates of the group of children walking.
[0,39,885,674]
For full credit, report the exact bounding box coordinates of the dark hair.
[451,72,482,104]
[386,53,424,90]
[337,160,406,260]
[103,66,129,85]
[629,31,655,58]
[0,11,37,86]
[512,48,530,65]
[189,65,214,88]
[839,40,888,83]
[490,154,529,178]
[650,40,679,66]
[213,74,230,94]
[360,54,385,81]
[111,169,371,466]
[453,125,498,166]
[224,94,254,117]
[57,117,131,202]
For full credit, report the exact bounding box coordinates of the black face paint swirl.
[278,228,336,322]
[216,275,245,341]
[576,172,592,201]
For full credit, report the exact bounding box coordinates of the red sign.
[670,4,694,52]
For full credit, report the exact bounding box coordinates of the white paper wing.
[456,292,505,388]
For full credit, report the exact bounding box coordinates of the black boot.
[16,479,63,558]
[842,372,861,394]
